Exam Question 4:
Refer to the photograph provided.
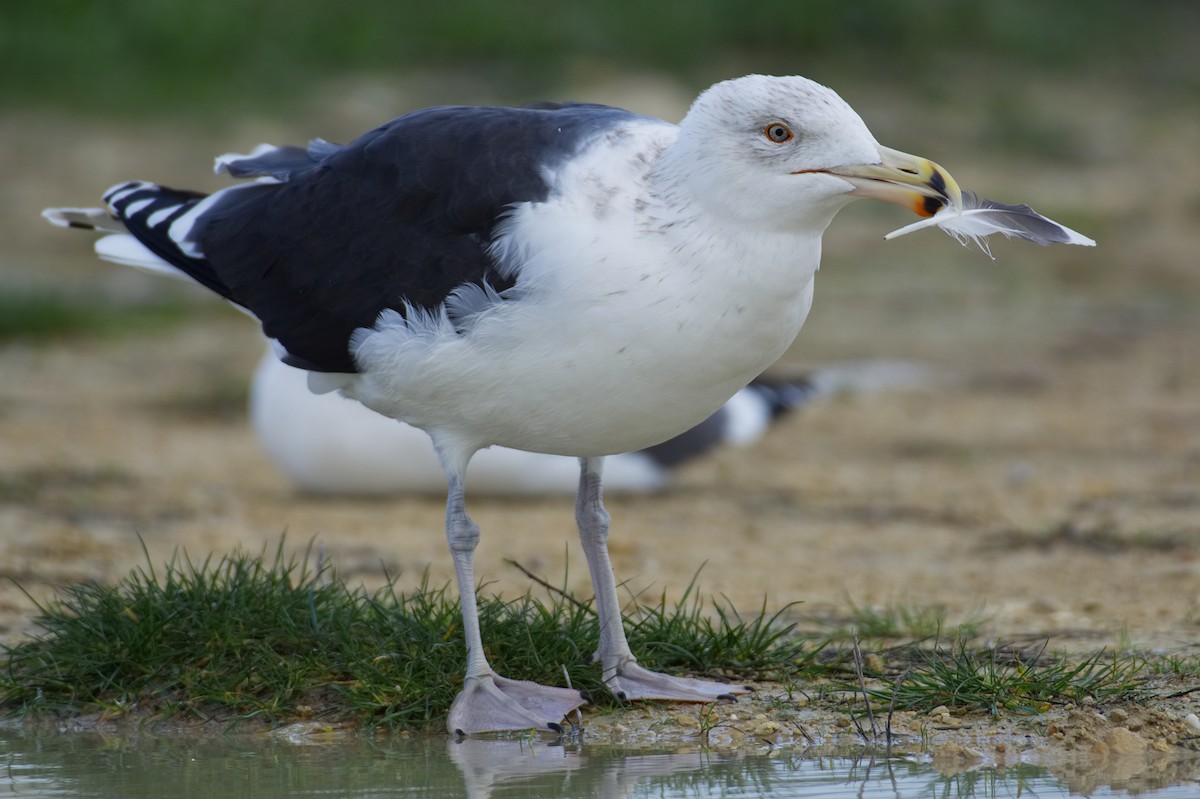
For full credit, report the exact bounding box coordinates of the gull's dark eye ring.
[764,122,793,143]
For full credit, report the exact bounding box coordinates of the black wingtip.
[746,376,817,418]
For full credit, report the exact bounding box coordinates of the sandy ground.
[2,75,1199,788]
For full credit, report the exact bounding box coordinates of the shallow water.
[2,724,1198,798]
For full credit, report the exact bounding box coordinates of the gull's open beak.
[802,146,963,218]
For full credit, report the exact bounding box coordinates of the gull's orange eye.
[764,122,793,143]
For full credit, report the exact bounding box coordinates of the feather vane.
[885,190,1095,258]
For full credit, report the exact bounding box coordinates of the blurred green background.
[3,0,1196,117]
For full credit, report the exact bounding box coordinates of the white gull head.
[655,74,931,233]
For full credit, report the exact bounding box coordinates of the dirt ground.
[2,75,1199,788]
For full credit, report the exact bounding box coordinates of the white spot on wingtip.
[122,197,155,217]
[146,204,183,228]
[104,181,152,206]
[167,190,225,259]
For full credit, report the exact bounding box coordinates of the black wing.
[106,102,639,373]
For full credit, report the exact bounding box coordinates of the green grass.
[0,543,817,728]
[0,543,1154,730]
[862,640,1146,716]
[1146,654,1200,678]
[839,597,985,641]
[618,580,817,679]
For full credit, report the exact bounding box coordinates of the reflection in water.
[2,723,1199,798]
[449,738,744,798]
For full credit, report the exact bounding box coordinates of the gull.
[45,74,1025,734]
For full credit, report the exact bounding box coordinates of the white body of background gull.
[251,350,931,495]
[45,73,1080,735]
